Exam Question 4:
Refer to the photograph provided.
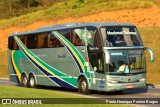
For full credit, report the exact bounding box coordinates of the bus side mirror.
[145,47,154,62]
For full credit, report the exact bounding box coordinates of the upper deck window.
[101,27,142,47]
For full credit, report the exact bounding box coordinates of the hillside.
[0,0,64,20]
[0,0,160,84]
[1,0,160,30]
[0,4,160,51]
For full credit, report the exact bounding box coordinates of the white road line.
[0,78,9,80]
[0,81,10,83]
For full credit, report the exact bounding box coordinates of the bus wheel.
[78,77,90,94]
[21,74,28,87]
[29,74,36,88]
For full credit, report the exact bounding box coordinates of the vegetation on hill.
[0,0,64,20]
[0,0,160,29]
[0,50,7,77]
[139,26,160,85]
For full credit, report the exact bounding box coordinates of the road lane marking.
[0,78,9,80]
[153,93,160,96]
[0,81,10,83]
[140,92,160,97]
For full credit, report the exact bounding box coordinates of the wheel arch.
[78,74,90,89]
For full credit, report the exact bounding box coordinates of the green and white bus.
[8,22,154,94]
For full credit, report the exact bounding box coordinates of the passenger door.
[88,31,106,90]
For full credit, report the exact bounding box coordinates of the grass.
[0,0,156,29]
[0,85,130,107]
[0,85,79,98]
[139,26,160,85]
[148,0,160,7]
[0,50,8,78]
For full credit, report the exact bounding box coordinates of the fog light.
[139,78,145,82]
[107,80,118,83]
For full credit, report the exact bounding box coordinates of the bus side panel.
[19,50,39,83]
[32,48,79,88]
[74,46,92,88]
[8,49,21,84]
[19,49,61,87]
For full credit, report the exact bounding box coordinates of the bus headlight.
[107,79,118,83]
[139,78,145,82]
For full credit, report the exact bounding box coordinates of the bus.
[8,22,154,94]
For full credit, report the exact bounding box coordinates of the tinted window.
[8,37,19,50]
[8,37,13,49]
[37,33,48,48]
[72,30,85,46]
[26,34,37,49]
[93,30,102,48]
[49,33,62,48]
[101,27,142,47]
[19,36,26,46]
[58,29,85,46]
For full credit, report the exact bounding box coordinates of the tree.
[2,0,19,12]
[19,0,42,8]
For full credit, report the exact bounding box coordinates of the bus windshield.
[101,27,143,47]
[108,50,145,75]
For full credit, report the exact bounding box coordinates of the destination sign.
[107,31,137,35]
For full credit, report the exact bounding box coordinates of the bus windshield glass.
[108,50,145,75]
[101,27,142,47]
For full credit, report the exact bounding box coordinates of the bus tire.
[21,74,28,87]
[78,77,91,94]
[29,74,36,88]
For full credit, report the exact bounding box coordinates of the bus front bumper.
[106,81,146,92]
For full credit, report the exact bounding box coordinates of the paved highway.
[0,78,160,107]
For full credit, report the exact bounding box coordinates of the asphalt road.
[0,78,160,107]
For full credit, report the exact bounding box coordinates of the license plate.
[126,85,133,88]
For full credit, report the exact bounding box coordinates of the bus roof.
[9,22,136,37]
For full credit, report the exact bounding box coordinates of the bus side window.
[71,31,76,45]
[38,33,48,48]
[26,34,37,49]
[19,36,26,46]
[75,35,85,46]
[64,32,71,42]
[71,30,85,46]
[8,37,13,49]
[93,31,102,48]
[9,37,19,50]
[49,33,61,48]
[60,30,72,43]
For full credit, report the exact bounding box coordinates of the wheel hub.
[23,77,27,85]
[81,80,87,91]
[30,77,35,87]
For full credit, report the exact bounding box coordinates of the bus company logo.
[2,99,11,104]
[58,49,66,58]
